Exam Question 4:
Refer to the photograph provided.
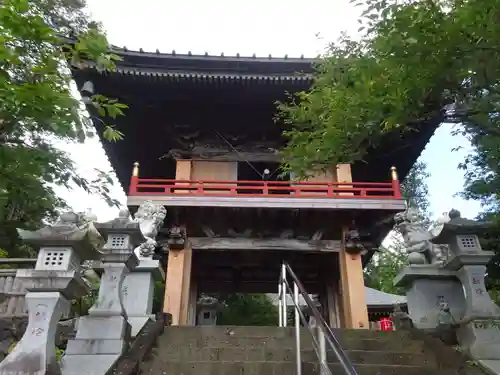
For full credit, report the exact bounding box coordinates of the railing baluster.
[281,263,287,328]
[318,327,327,375]
[131,178,401,200]
[278,283,283,327]
[327,183,333,197]
[294,282,301,375]
[283,262,358,375]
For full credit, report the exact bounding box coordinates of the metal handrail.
[278,262,359,375]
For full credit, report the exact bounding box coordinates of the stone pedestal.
[446,254,500,370]
[122,258,164,336]
[62,259,137,375]
[63,315,130,374]
[89,263,130,317]
[0,293,70,375]
[394,265,465,329]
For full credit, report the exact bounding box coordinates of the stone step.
[163,326,410,340]
[158,334,425,353]
[156,346,434,367]
[141,360,448,375]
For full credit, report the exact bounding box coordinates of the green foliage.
[365,161,430,293]
[400,161,431,221]
[152,280,165,315]
[216,294,279,326]
[0,0,127,255]
[71,287,98,316]
[364,248,408,295]
[278,0,500,294]
[278,0,500,182]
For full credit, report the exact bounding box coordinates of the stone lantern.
[92,206,163,337]
[62,209,139,375]
[0,212,104,375]
[431,209,500,370]
[90,208,141,317]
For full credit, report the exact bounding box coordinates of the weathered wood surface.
[189,237,341,252]
[169,149,281,163]
[128,195,407,211]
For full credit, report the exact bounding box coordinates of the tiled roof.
[267,287,406,308]
[77,47,317,83]
[364,287,407,306]
[100,67,313,82]
[110,45,318,63]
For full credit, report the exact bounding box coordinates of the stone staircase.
[140,326,484,375]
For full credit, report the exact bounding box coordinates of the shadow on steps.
[138,326,487,375]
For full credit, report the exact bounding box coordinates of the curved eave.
[108,47,318,73]
[78,63,314,86]
[74,47,317,86]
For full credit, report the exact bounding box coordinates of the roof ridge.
[110,45,320,63]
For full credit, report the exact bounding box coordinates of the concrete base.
[128,315,155,337]
[458,319,500,360]
[395,265,465,329]
[61,316,130,375]
[61,354,122,375]
[479,359,500,375]
[122,259,162,336]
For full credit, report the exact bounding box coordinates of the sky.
[54,0,483,222]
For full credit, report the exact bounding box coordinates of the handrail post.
[294,282,302,375]
[281,263,287,327]
[278,282,283,327]
[318,326,327,375]
[129,161,139,195]
[284,262,359,375]
[391,166,402,199]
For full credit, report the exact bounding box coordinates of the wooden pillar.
[336,164,352,196]
[176,160,192,180]
[162,160,194,324]
[175,160,192,194]
[339,232,369,329]
[336,163,368,328]
[163,241,193,326]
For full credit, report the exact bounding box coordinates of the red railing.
[129,178,402,199]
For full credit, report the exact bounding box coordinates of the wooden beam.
[170,149,282,163]
[198,281,322,294]
[189,237,341,252]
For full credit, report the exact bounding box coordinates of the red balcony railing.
[128,164,402,199]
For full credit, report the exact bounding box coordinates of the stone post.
[61,210,139,375]
[0,212,104,375]
[122,202,166,336]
